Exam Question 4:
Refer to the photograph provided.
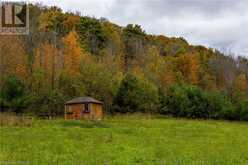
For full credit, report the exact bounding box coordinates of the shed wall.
[65,103,103,120]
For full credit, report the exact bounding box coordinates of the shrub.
[184,86,209,118]
[113,74,159,113]
[161,84,208,118]
[58,73,85,99]
[238,101,248,121]
[160,84,236,120]
[27,89,65,118]
[1,75,31,113]
[206,92,236,120]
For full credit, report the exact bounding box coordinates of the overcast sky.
[10,0,248,56]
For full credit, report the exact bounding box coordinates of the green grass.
[1,115,248,165]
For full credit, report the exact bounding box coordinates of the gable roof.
[65,97,103,105]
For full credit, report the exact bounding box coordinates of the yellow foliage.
[63,15,80,31]
[62,31,83,76]
[235,73,248,92]
[176,53,200,85]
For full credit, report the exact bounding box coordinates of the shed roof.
[65,97,103,105]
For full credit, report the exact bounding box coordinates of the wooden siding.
[65,103,103,120]
[65,104,83,120]
[90,103,103,120]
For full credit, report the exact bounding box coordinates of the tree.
[233,73,248,101]
[160,84,235,120]
[33,42,60,89]
[80,55,122,111]
[1,75,30,113]
[143,47,164,84]
[122,24,147,71]
[189,54,200,85]
[58,73,85,99]
[175,53,200,85]
[27,89,65,117]
[143,46,175,89]
[101,21,124,57]
[62,30,82,76]
[77,16,107,55]
[209,54,238,92]
[1,3,248,120]
[206,91,236,120]
[63,15,80,33]
[113,73,159,113]
[238,101,248,121]
[38,6,66,34]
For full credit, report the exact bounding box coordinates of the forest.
[0,4,248,121]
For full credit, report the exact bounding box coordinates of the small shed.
[65,97,103,120]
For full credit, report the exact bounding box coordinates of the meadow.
[0,115,248,165]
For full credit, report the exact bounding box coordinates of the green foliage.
[151,36,189,56]
[101,21,124,56]
[58,73,85,99]
[29,68,46,93]
[1,4,247,121]
[27,72,80,117]
[0,91,4,112]
[0,75,30,113]
[80,57,122,111]
[123,24,146,37]
[122,24,147,69]
[206,91,236,120]
[160,84,208,118]
[160,84,236,120]
[38,6,67,34]
[28,89,65,117]
[77,16,107,55]
[113,74,159,113]
[237,101,248,121]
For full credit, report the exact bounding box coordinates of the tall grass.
[0,114,248,164]
[0,113,33,127]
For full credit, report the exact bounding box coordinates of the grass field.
[0,115,248,165]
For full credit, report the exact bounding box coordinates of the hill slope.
[0,4,247,120]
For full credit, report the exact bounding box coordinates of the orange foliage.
[189,54,200,85]
[232,73,248,101]
[63,15,80,31]
[176,53,199,85]
[62,31,82,76]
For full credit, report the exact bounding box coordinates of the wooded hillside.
[0,4,247,120]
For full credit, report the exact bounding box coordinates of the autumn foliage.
[0,4,247,120]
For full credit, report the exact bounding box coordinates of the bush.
[160,84,208,118]
[160,84,236,120]
[58,73,85,99]
[0,75,31,113]
[27,89,65,118]
[206,92,236,120]
[113,74,159,113]
[238,101,248,121]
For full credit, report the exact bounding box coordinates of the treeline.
[0,4,247,120]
